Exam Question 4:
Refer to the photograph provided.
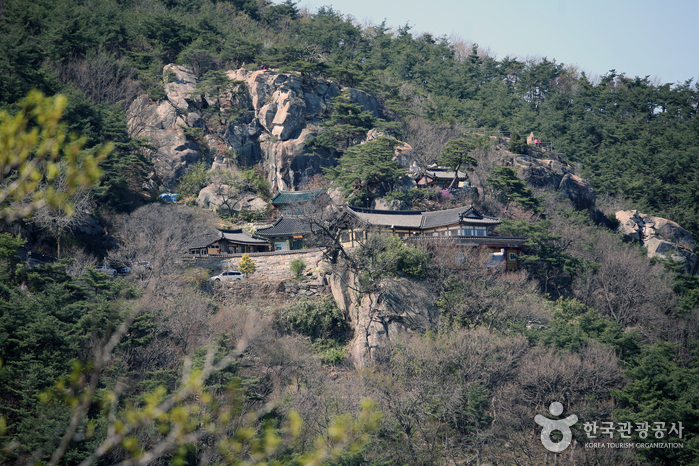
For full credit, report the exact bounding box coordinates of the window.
[509,252,517,261]
[340,232,350,242]
[461,226,487,237]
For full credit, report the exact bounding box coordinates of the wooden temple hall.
[344,205,527,270]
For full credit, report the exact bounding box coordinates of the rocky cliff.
[515,154,596,210]
[329,269,438,368]
[127,65,380,192]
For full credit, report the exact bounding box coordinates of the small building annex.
[415,166,469,189]
[187,229,269,255]
[270,189,326,215]
[255,216,317,251]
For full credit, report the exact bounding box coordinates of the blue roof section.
[159,193,179,202]
[270,189,324,205]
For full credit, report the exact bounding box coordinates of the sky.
[297,0,698,85]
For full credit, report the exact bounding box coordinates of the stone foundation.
[189,248,326,281]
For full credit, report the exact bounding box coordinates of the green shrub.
[148,85,167,101]
[509,131,528,154]
[280,296,347,340]
[237,207,270,222]
[238,253,256,278]
[383,191,408,202]
[320,347,346,366]
[290,258,307,279]
[310,338,347,365]
[176,160,209,199]
[352,235,430,284]
[240,167,271,201]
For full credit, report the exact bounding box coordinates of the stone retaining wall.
[190,249,326,281]
[213,279,328,302]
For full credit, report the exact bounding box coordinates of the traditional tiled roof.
[420,206,500,229]
[185,230,223,250]
[347,206,424,229]
[347,205,501,230]
[187,229,267,249]
[255,216,316,237]
[270,189,324,205]
[220,229,268,245]
[424,167,467,180]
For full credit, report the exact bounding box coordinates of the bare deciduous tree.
[571,229,675,329]
[31,180,93,259]
[108,204,219,290]
[63,245,99,277]
[56,49,141,108]
[402,117,462,166]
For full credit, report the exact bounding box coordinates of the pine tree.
[439,137,480,189]
[324,136,406,203]
[487,166,542,212]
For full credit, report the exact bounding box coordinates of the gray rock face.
[516,156,572,188]
[330,270,438,368]
[616,210,698,274]
[128,66,375,191]
[558,174,596,210]
[127,66,205,187]
[163,64,199,109]
[221,69,346,190]
[515,156,596,211]
[197,186,267,213]
[127,95,202,187]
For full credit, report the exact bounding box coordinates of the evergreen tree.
[324,136,406,203]
[438,137,480,189]
[487,166,542,213]
[497,219,581,297]
[613,342,699,464]
[307,90,399,154]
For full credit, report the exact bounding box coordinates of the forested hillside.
[1,0,699,465]
[2,0,697,236]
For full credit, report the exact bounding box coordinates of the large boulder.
[197,186,268,213]
[616,210,696,249]
[558,174,596,210]
[330,270,438,368]
[615,210,698,274]
[514,155,597,211]
[372,198,407,210]
[516,155,572,188]
[126,65,206,187]
[127,93,202,187]
[163,64,199,110]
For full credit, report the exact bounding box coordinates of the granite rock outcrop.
[330,269,438,368]
[127,65,385,193]
[616,210,698,274]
